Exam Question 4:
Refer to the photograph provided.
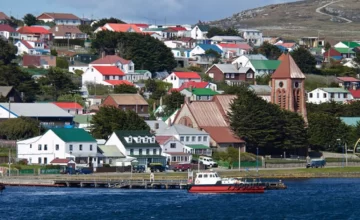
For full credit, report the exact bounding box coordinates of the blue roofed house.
[190,44,223,58]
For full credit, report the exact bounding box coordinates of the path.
[315,0,352,23]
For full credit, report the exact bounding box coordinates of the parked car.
[132,165,146,173]
[61,167,93,175]
[149,163,165,172]
[77,168,93,174]
[199,156,218,168]
[306,159,326,168]
[172,163,192,172]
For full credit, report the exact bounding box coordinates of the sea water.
[0,178,359,220]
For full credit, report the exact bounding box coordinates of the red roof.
[337,77,360,82]
[217,43,251,50]
[0,12,10,20]
[53,102,83,109]
[272,53,305,78]
[350,90,360,99]
[168,27,187,31]
[132,23,149,28]
[50,158,72,164]
[0,24,15,32]
[177,81,209,92]
[17,26,50,34]
[93,66,125,76]
[104,80,134,86]
[173,72,201,79]
[90,55,131,65]
[178,37,194,42]
[323,48,341,57]
[107,23,141,33]
[37,13,80,20]
[276,43,296,48]
[155,136,174,145]
[21,40,34,49]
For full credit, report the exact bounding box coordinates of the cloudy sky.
[4,0,297,24]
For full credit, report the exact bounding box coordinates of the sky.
[4,0,298,24]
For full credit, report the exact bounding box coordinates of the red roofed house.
[53,102,84,115]
[173,95,245,149]
[132,23,149,31]
[22,54,56,68]
[163,26,187,38]
[50,158,76,167]
[37,13,81,26]
[0,12,10,24]
[323,48,342,63]
[17,26,51,41]
[337,77,360,90]
[163,72,201,89]
[216,43,252,58]
[0,24,19,39]
[82,65,126,86]
[94,23,141,33]
[178,37,196,48]
[169,81,217,93]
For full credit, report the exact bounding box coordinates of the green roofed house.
[307,88,353,104]
[105,130,166,167]
[334,48,356,58]
[334,41,360,49]
[134,70,152,81]
[17,128,100,167]
[73,114,93,131]
[180,88,219,101]
[245,60,281,77]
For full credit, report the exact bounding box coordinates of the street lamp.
[337,138,346,168]
[256,147,259,173]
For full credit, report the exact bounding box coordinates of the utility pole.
[8,148,11,177]
[238,146,241,172]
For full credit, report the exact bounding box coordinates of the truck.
[198,156,218,168]
[306,159,326,168]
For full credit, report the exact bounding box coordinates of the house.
[53,102,84,115]
[132,23,149,31]
[98,145,126,166]
[94,23,141,33]
[323,48,342,62]
[17,128,99,166]
[334,48,356,58]
[0,24,19,40]
[210,36,244,44]
[231,54,268,67]
[50,158,76,167]
[37,13,81,26]
[336,77,360,90]
[15,40,50,56]
[299,37,325,48]
[274,42,299,52]
[180,88,219,101]
[146,120,168,133]
[82,65,125,86]
[191,25,210,40]
[190,44,223,58]
[238,29,263,47]
[307,88,353,104]
[49,25,86,39]
[171,48,191,59]
[0,12,10,24]
[0,86,22,102]
[163,72,201,89]
[164,40,187,49]
[105,130,166,167]
[156,136,192,165]
[173,95,245,149]
[249,85,272,102]
[0,103,73,128]
[343,60,359,69]
[178,37,196,48]
[102,94,150,118]
[163,26,188,38]
[334,41,360,49]
[73,114,93,131]
[205,64,255,85]
[349,90,360,101]
[170,81,217,93]
[142,27,166,38]
[216,43,251,58]
[22,55,56,68]
[17,26,51,41]
[244,59,281,77]
[156,124,212,158]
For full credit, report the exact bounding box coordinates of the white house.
[15,40,49,56]
[190,44,223,58]
[17,128,99,167]
[210,36,244,44]
[37,13,82,26]
[0,24,19,40]
[307,88,353,104]
[164,40,187,49]
[163,72,201,89]
[190,25,210,40]
[155,136,192,164]
[216,43,252,58]
[238,29,263,47]
[53,102,84,115]
[231,54,268,67]
[82,65,125,87]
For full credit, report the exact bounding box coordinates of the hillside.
[208,0,360,41]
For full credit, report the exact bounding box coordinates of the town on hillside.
[1,10,360,175]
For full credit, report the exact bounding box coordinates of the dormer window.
[144,137,148,143]
[138,136,142,143]
[152,137,155,143]
[128,136,132,143]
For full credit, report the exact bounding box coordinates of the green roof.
[114,130,160,148]
[250,60,281,70]
[197,25,210,32]
[98,145,125,157]
[334,48,355,54]
[341,41,360,48]
[51,128,96,142]
[340,117,360,126]
[186,144,210,149]
[22,68,48,76]
[73,115,93,124]
[320,88,350,93]
[135,70,151,74]
[186,88,219,96]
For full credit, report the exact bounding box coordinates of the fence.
[217,161,262,168]
[39,169,61,175]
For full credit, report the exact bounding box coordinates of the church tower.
[271,52,308,123]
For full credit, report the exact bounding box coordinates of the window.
[180,136,184,142]
[152,137,155,143]
[90,145,93,151]
[344,93,348,98]
[172,156,176,161]
[186,136,190,142]
[44,145,47,151]
[146,149,150,155]
[144,137,148,143]
[139,149,143,155]
[309,93,313,98]
[170,143,176,148]
[30,144,32,149]
[38,158,42,164]
[140,106,144,112]
[55,144,59,151]
[130,149,134,155]
[192,136,196,142]
[79,145,83,151]
[231,74,235,78]
[331,93,335,98]
[38,144,42,150]
[203,136,207,141]
[338,93,340,98]
[153,149,157,155]
[323,93,327,98]
[69,145,73,151]
[198,136,201,142]
[44,157,47,164]
[225,74,230,78]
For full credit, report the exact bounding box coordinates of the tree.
[324,42,331,51]
[57,94,85,107]
[86,83,111,95]
[91,106,150,139]
[91,17,126,31]
[78,24,93,36]
[0,38,17,65]
[113,84,137,94]
[282,111,308,150]
[255,74,271,85]
[206,27,225,38]
[145,79,158,93]
[50,49,58,56]
[23,14,37,26]
[6,16,24,28]
[252,42,282,60]
[291,47,317,74]
[205,49,221,59]
[56,57,69,69]
[0,117,44,140]
[92,31,177,72]
[163,91,185,116]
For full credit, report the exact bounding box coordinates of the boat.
[188,171,265,193]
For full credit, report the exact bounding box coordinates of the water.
[1,178,360,220]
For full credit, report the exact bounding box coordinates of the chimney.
[168,118,172,127]
[153,102,156,111]
[55,26,58,32]
[155,122,159,129]
[233,62,239,70]
[160,96,163,106]
[101,51,105,58]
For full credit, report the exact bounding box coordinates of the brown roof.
[90,55,131,65]
[23,55,56,67]
[213,95,236,116]
[107,94,148,105]
[38,13,80,20]
[272,53,305,79]
[50,25,83,37]
[0,86,13,97]
[0,12,9,20]
[50,158,72,164]
[202,127,244,144]
[155,136,174,145]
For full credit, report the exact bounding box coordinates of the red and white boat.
[188,171,265,193]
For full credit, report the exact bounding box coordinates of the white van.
[199,156,218,167]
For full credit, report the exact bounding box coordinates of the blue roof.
[340,117,360,126]
[197,44,223,54]
[276,45,287,52]
[331,56,343,61]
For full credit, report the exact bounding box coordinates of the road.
[315,0,352,23]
